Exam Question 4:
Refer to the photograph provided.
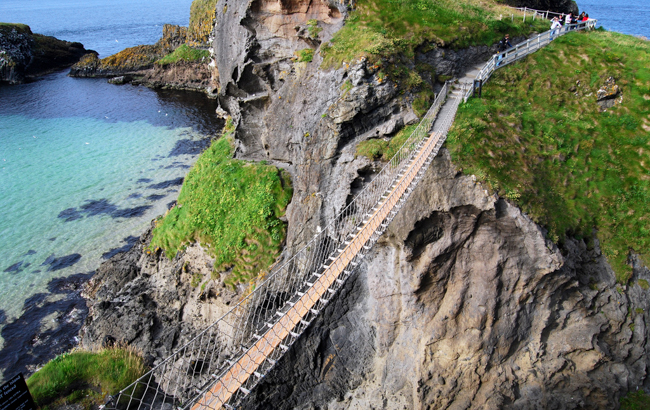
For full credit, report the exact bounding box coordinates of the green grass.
[26,347,145,409]
[0,22,32,35]
[356,124,418,161]
[150,119,293,288]
[621,390,650,410]
[307,19,322,39]
[639,279,650,290]
[446,30,650,283]
[295,48,315,63]
[321,0,549,68]
[188,0,217,46]
[157,44,210,65]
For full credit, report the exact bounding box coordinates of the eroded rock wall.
[240,150,650,410]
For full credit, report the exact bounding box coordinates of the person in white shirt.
[551,16,562,39]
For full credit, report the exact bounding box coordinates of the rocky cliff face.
[240,150,650,409]
[0,24,89,84]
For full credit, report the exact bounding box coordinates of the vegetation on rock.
[356,124,417,161]
[150,119,293,288]
[295,48,315,63]
[620,389,650,410]
[0,22,31,35]
[321,0,549,68]
[99,44,163,71]
[188,0,218,46]
[26,347,145,409]
[446,30,650,283]
[157,44,210,66]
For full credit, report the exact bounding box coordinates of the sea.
[0,0,222,381]
[577,0,650,38]
[0,0,649,384]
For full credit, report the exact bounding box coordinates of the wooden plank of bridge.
[192,131,443,410]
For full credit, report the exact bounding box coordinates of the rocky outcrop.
[134,60,213,91]
[239,149,650,410]
[0,24,89,84]
[69,24,186,78]
[68,23,217,93]
[81,225,241,365]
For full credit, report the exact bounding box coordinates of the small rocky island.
[0,23,91,84]
[69,24,217,93]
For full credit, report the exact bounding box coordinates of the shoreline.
[0,73,222,382]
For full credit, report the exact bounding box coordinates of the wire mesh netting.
[111,81,464,410]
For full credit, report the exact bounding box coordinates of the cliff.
[79,0,650,408]
[0,23,90,84]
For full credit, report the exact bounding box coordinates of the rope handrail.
[463,19,597,102]
[111,82,455,410]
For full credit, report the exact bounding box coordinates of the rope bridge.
[110,15,597,410]
[110,80,461,410]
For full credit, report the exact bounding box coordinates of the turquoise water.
[0,0,221,379]
[0,113,195,320]
[0,72,221,379]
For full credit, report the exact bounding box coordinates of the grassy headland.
[150,120,293,288]
[26,347,145,409]
[446,30,650,282]
[0,22,31,35]
[321,0,549,68]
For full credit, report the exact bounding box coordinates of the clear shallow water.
[0,71,221,328]
[0,0,221,380]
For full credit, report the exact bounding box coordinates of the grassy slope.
[0,22,32,35]
[446,30,650,282]
[150,120,293,287]
[340,0,548,161]
[355,124,418,160]
[321,0,549,68]
[157,44,210,65]
[26,347,145,409]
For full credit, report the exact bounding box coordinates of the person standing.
[497,34,512,67]
[550,17,562,39]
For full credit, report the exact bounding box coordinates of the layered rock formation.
[0,24,89,84]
